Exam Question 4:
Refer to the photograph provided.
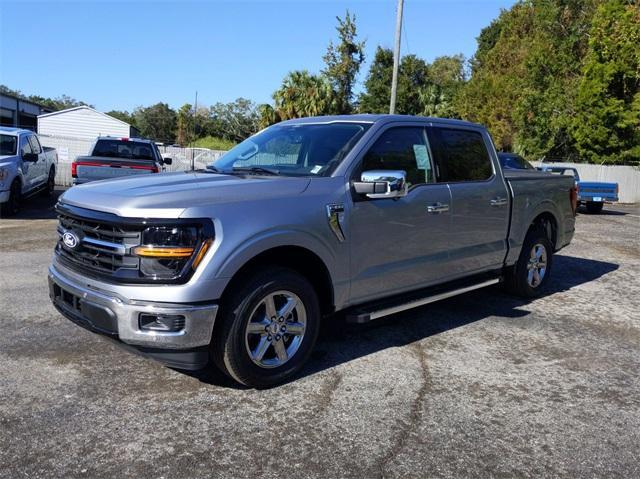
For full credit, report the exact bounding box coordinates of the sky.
[0,0,516,112]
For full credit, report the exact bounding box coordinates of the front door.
[19,135,40,192]
[426,126,510,276]
[349,126,452,304]
[28,134,47,187]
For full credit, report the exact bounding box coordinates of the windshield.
[0,134,17,156]
[211,122,371,176]
[92,139,156,161]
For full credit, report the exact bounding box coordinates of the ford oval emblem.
[62,231,80,249]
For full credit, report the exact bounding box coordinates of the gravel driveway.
[1,193,638,478]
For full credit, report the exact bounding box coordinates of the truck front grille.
[55,207,142,279]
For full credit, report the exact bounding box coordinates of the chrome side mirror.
[352,170,408,199]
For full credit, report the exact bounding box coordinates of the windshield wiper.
[205,165,223,173]
[231,166,280,176]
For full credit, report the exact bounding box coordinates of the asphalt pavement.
[1,192,638,478]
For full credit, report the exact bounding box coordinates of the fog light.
[139,313,185,332]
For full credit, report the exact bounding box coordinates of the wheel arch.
[529,211,558,249]
[218,245,336,316]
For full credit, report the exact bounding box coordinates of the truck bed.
[504,169,576,265]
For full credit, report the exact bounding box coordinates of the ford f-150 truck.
[537,165,618,214]
[0,127,58,216]
[48,115,576,387]
[72,137,171,185]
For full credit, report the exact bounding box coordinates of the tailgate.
[577,182,618,201]
[74,156,157,182]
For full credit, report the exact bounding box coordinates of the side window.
[361,127,434,187]
[28,135,42,154]
[427,127,493,182]
[20,136,33,156]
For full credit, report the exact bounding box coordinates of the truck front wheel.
[1,180,21,217]
[585,201,604,214]
[504,227,554,298]
[212,267,321,388]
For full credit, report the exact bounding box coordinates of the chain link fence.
[38,134,227,187]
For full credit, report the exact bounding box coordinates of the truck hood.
[59,171,311,218]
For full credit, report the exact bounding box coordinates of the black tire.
[211,267,321,388]
[1,180,21,217]
[585,201,604,214]
[504,227,554,298]
[41,167,55,196]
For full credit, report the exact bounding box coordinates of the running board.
[345,277,501,324]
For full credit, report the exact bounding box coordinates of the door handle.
[427,202,450,214]
[490,197,508,207]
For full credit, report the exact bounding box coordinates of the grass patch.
[192,136,236,151]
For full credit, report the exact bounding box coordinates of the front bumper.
[48,264,218,369]
[0,189,10,203]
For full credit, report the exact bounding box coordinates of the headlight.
[133,225,213,280]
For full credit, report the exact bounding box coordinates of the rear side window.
[28,135,42,154]
[428,127,493,182]
[361,127,434,187]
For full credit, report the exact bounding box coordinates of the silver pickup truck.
[1,127,58,216]
[72,137,171,184]
[49,115,576,387]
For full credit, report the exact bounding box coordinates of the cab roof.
[279,114,483,129]
[0,126,33,136]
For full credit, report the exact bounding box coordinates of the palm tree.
[273,70,337,120]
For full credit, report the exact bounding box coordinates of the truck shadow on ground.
[191,254,618,389]
[0,189,64,220]
[577,207,628,216]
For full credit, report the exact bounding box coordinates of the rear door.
[427,126,510,276]
[349,125,452,303]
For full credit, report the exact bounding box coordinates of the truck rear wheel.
[585,201,604,214]
[212,267,321,388]
[504,227,553,298]
[41,167,55,197]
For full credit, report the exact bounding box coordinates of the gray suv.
[49,115,576,387]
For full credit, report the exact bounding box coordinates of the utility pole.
[389,0,404,114]
[191,91,198,171]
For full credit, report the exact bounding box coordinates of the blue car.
[537,166,618,214]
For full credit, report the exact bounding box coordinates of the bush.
[193,136,236,151]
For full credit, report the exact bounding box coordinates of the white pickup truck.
[0,127,58,216]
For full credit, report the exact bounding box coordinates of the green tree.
[1,85,92,111]
[358,48,463,117]
[457,0,600,159]
[358,47,394,113]
[271,70,336,120]
[207,98,260,143]
[106,110,136,127]
[133,103,177,144]
[176,103,194,146]
[571,0,640,164]
[322,10,365,113]
[258,104,280,130]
